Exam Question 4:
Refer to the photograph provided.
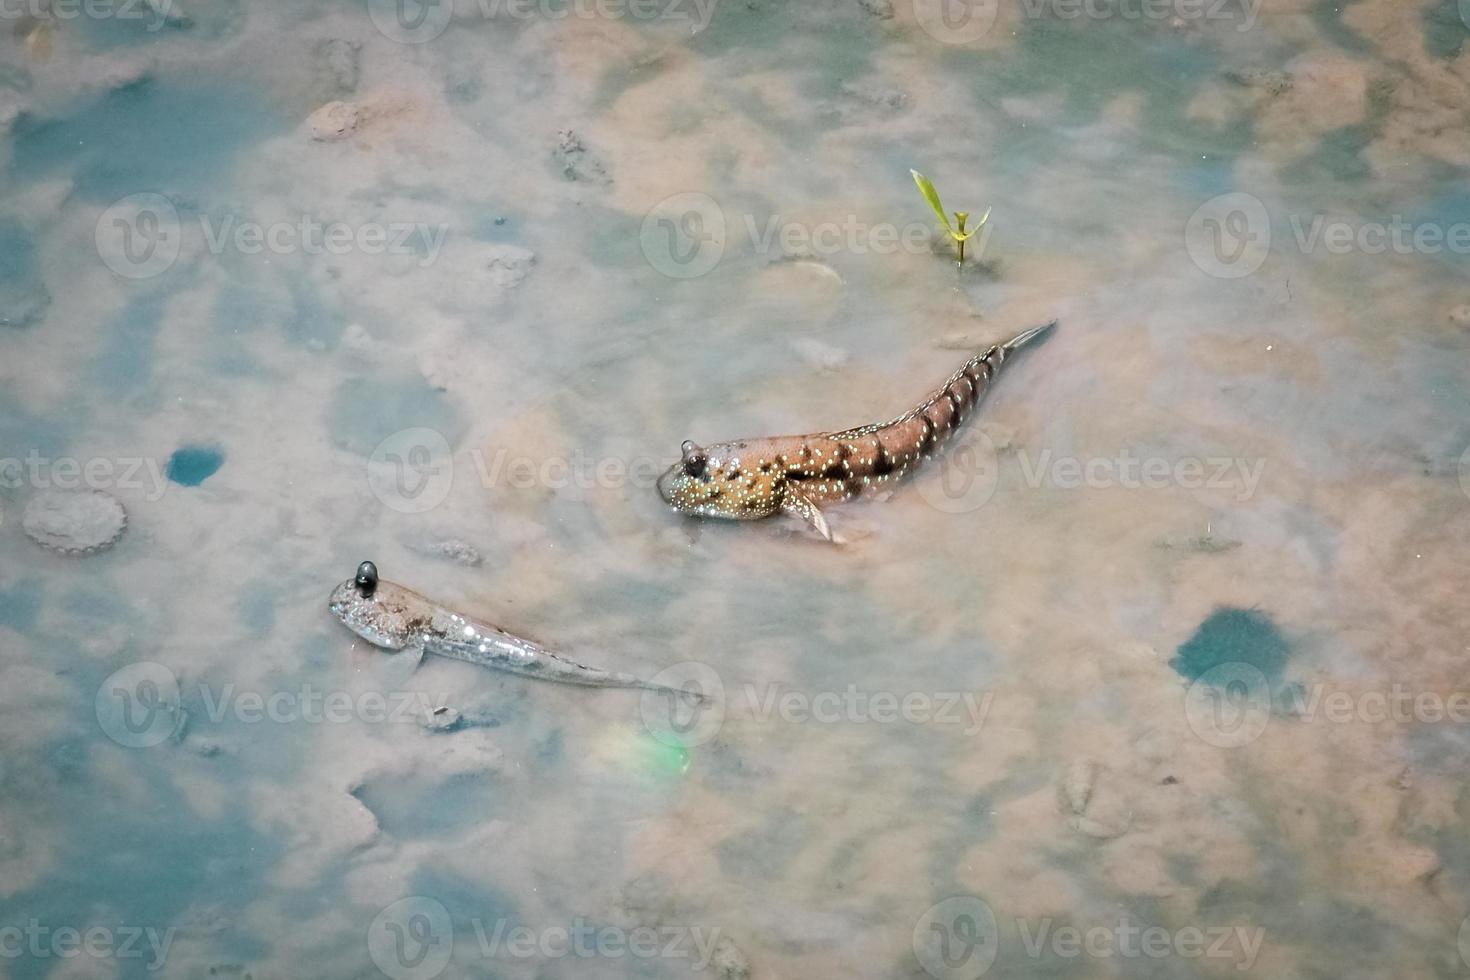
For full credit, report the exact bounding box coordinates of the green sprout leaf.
[952,206,991,242]
[911,170,955,235]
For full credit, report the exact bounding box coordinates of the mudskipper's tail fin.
[1003,319,1058,354]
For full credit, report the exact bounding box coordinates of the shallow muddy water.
[1,1,1469,978]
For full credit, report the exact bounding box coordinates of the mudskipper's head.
[328,561,423,650]
[656,440,781,521]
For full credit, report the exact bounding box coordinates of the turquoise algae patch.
[0,219,49,328]
[167,446,225,486]
[1171,607,1290,685]
[8,76,282,202]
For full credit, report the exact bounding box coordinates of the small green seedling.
[911,169,991,266]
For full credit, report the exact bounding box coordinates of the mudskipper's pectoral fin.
[382,639,426,686]
[781,488,835,543]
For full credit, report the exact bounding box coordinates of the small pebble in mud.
[420,706,463,732]
[840,81,908,111]
[553,129,611,185]
[856,0,893,17]
[1071,814,1129,839]
[167,446,225,486]
[402,533,483,566]
[1223,68,1294,97]
[23,490,127,556]
[1061,759,1095,815]
[308,100,360,141]
[1447,305,1470,328]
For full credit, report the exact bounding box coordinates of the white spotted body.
[657,320,1056,539]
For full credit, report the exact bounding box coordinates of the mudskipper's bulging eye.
[355,560,378,597]
[681,440,708,480]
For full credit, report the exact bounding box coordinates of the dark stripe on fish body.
[945,387,963,419]
[872,442,894,476]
